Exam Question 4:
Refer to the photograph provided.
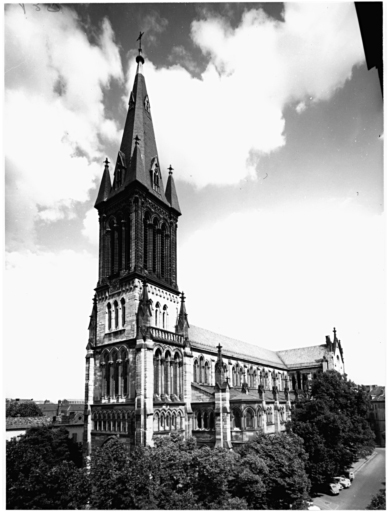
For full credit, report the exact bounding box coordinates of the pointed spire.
[165,165,181,214]
[118,37,170,205]
[333,327,337,341]
[95,158,112,207]
[176,291,189,338]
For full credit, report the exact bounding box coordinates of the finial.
[134,135,141,146]
[217,343,222,353]
[333,327,337,339]
[136,31,145,65]
[104,157,110,169]
[168,165,174,175]
[181,291,185,301]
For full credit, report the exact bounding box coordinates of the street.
[312,448,385,510]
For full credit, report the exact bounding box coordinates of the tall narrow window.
[246,409,254,429]
[112,352,119,397]
[143,214,149,270]
[194,360,199,383]
[161,225,166,277]
[114,301,119,329]
[152,220,158,273]
[200,357,205,383]
[164,352,171,395]
[162,305,168,329]
[107,303,112,331]
[154,350,161,395]
[173,353,179,395]
[155,302,160,327]
[121,298,126,327]
[104,353,110,398]
[204,362,209,384]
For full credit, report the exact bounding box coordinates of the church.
[83,42,345,453]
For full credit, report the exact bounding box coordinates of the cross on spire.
[104,157,110,167]
[134,135,140,146]
[136,31,144,51]
[136,31,145,65]
[168,165,174,175]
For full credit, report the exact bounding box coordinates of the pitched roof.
[188,325,287,369]
[277,345,327,369]
[370,385,385,400]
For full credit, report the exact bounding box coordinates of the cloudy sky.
[4,3,384,401]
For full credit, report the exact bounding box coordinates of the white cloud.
[82,208,99,246]
[296,101,306,114]
[126,3,364,188]
[179,204,385,385]
[4,249,98,400]
[5,5,123,250]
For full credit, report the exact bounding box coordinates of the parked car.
[344,470,355,481]
[329,482,341,495]
[333,476,351,488]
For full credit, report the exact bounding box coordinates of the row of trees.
[6,400,43,417]
[6,371,377,509]
[6,427,311,509]
[289,370,375,489]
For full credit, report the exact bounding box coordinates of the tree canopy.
[6,400,43,417]
[288,370,375,488]
[6,426,88,509]
[88,432,310,509]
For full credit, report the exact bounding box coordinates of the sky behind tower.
[4,3,384,400]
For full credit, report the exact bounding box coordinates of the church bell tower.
[84,36,189,452]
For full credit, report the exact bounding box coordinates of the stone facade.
[83,47,345,454]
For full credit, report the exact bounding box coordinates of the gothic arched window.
[162,305,168,329]
[121,298,126,327]
[152,219,158,273]
[200,356,205,383]
[164,351,171,395]
[155,302,160,327]
[246,409,254,429]
[232,409,241,429]
[154,349,162,395]
[204,362,210,384]
[114,301,119,329]
[193,359,199,383]
[161,224,166,278]
[107,303,112,331]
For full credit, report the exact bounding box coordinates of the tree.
[89,432,310,510]
[367,483,386,510]
[6,426,89,509]
[6,400,43,417]
[238,431,311,509]
[288,370,375,488]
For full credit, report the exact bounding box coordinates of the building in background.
[84,43,345,453]
[366,385,385,447]
[6,399,85,443]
